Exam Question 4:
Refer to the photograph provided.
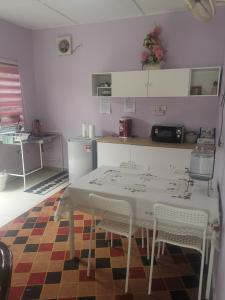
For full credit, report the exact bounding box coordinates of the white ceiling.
[0,0,219,30]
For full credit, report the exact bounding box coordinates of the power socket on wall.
[152,105,167,116]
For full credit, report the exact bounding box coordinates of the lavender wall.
[0,20,38,172]
[214,38,225,300]
[32,9,225,153]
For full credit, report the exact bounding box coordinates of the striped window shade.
[0,62,24,132]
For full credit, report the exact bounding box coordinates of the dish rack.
[2,132,30,144]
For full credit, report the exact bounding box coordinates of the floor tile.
[48,260,64,272]
[51,250,66,260]
[40,283,60,299]
[58,283,78,298]
[45,271,62,284]
[77,281,96,297]
[112,268,127,280]
[151,278,167,291]
[110,247,124,257]
[0,190,206,300]
[96,257,111,268]
[13,236,29,244]
[129,267,146,279]
[9,286,25,300]
[182,275,199,289]
[27,272,46,285]
[81,249,95,258]
[15,262,32,273]
[39,242,54,252]
[79,269,95,281]
[12,273,29,286]
[61,270,79,283]
[64,258,80,270]
[22,285,43,300]
[164,277,184,290]
[170,290,190,300]
[24,243,39,252]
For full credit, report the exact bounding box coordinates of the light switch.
[152,105,167,116]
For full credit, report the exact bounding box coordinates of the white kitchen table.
[55,166,220,299]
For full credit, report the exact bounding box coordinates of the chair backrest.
[154,203,208,229]
[89,193,132,217]
[0,241,13,300]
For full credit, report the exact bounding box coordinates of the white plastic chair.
[120,161,151,259]
[88,193,138,293]
[148,203,208,300]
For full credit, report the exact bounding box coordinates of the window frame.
[0,59,26,133]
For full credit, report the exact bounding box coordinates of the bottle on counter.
[32,119,41,136]
[88,124,95,139]
[82,122,88,138]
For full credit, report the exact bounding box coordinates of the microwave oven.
[151,124,184,143]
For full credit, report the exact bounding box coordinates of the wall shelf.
[92,73,111,96]
[189,67,221,96]
[92,66,222,98]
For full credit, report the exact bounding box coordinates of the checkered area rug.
[0,190,205,300]
[25,171,69,195]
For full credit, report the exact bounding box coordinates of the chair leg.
[141,227,144,248]
[69,210,75,259]
[111,232,113,247]
[105,231,108,240]
[162,242,165,255]
[146,228,150,260]
[205,239,209,265]
[125,234,132,293]
[148,230,156,294]
[87,215,94,276]
[198,240,206,300]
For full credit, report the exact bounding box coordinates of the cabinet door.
[131,145,192,174]
[148,69,190,97]
[111,71,148,97]
[97,142,131,167]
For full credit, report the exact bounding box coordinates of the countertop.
[96,136,195,149]
[0,132,60,144]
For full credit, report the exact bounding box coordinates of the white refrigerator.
[68,137,97,185]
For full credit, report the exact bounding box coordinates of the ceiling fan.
[185,0,225,21]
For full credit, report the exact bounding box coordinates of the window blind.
[0,62,24,131]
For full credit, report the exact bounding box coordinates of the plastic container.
[88,124,95,139]
[185,132,197,144]
[119,117,132,138]
[82,123,88,138]
[190,148,214,180]
[0,171,8,192]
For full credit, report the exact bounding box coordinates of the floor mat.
[0,190,203,300]
[25,171,69,195]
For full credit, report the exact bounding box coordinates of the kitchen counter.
[96,136,195,149]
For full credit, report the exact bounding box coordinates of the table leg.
[205,243,215,299]
[69,210,75,259]
[20,142,26,190]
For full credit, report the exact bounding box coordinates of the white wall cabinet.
[148,68,190,97]
[97,142,192,173]
[92,66,220,98]
[111,71,148,97]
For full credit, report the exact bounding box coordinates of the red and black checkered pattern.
[0,190,204,300]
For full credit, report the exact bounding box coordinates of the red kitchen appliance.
[119,117,132,138]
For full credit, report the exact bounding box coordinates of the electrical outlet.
[152,105,167,116]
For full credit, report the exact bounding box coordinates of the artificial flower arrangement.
[141,25,166,68]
